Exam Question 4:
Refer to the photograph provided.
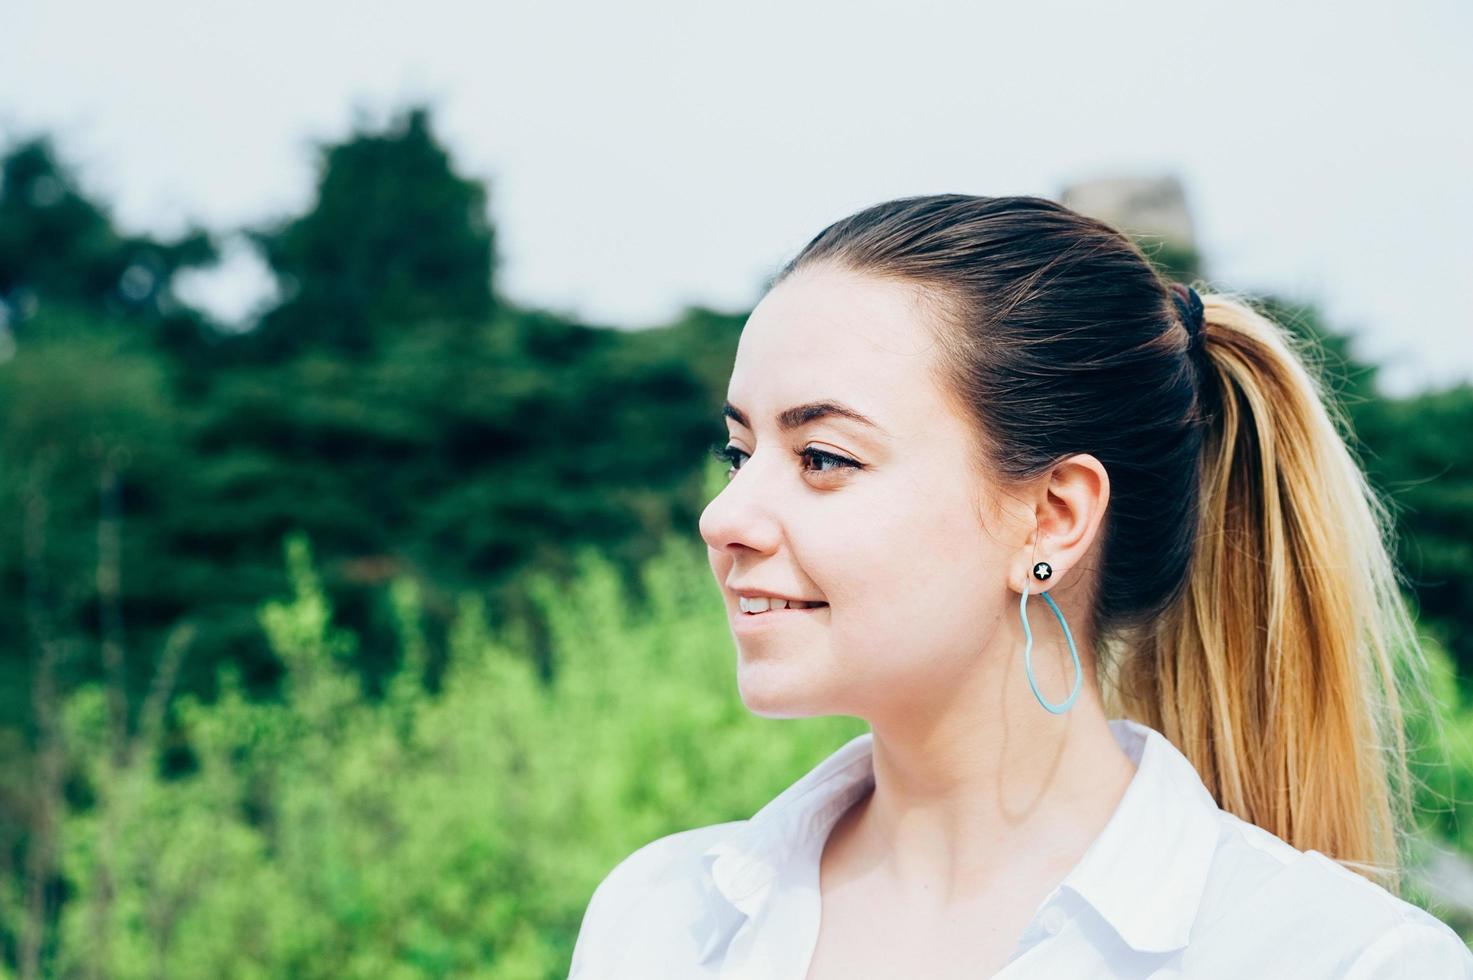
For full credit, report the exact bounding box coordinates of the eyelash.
[708,442,863,478]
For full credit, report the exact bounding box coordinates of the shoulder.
[1338,908,1473,978]
[1194,811,1471,974]
[585,820,744,906]
[1293,850,1473,975]
[569,820,746,977]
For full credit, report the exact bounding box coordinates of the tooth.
[738,595,817,614]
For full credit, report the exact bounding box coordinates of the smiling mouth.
[740,601,829,615]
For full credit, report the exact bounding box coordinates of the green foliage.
[1406,619,1473,851]
[0,137,214,335]
[24,532,862,978]
[0,321,193,721]
[1351,385,1473,677]
[243,106,496,361]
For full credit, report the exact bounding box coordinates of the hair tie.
[1169,282,1207,355]
[1172,282,1207,352]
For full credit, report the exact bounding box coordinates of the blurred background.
[1,1,1471,976]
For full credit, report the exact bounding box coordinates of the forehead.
[729,264,945,429]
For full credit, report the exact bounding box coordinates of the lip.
[728,586,820,604]
[730,602,829,633]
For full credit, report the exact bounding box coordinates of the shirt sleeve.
[567,836,681,979]
[567,824,740,978]
[568,869,615,979]
[1343,917,1473,979]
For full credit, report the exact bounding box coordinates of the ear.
[1017,453,1110,593]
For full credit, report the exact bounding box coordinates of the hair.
[771,193,1440,897]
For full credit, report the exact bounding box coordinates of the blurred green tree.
[0,137,215,346]
[240,106,496,361]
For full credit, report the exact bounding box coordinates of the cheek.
[822,485,1001,656]
[830,480,989,599]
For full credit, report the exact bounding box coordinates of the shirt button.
[1040,905,1067,935]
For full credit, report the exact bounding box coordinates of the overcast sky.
[5,0,1470,396]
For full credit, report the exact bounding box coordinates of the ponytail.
[1113,289,1434,895]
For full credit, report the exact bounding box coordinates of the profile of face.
[698,262,1048,727]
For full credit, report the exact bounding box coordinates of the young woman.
[569,194,1473,978]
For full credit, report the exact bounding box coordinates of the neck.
[845,661,1138,908]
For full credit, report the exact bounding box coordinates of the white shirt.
[570,718,1473,978]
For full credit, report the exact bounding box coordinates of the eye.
[710,441,748,478]
[794,446,862,475]
[707,442,863,480]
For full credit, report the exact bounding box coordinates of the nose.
[698,452,783,559]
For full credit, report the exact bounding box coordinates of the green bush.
[28,531,862,979]
[1407,620,1473,853]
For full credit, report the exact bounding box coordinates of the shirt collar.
[696,731,875,962]
[695,718,1222,961]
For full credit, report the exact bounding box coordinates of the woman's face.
[699,262,1034,724]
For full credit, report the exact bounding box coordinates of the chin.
[735,662,828,720]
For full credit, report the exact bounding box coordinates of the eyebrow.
[723,399,887,435]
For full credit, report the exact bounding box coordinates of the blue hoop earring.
[1020,561,1083,714]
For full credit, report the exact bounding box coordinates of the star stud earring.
[1033,561,1053,581]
